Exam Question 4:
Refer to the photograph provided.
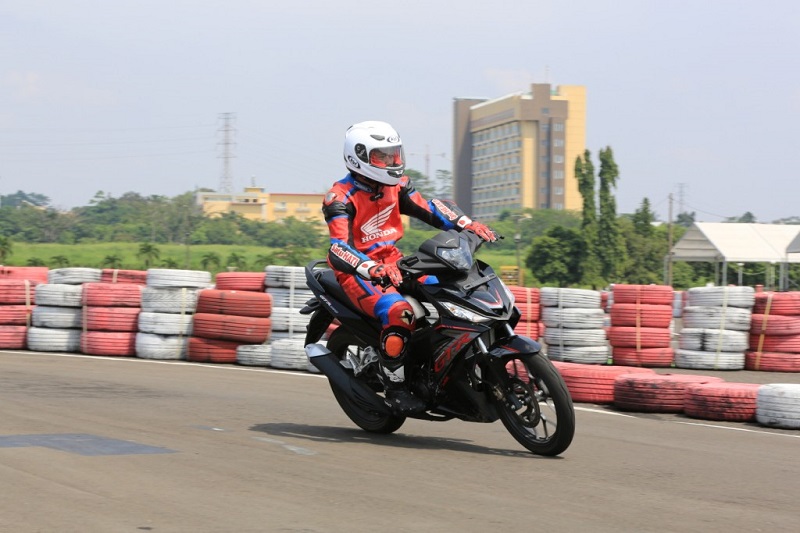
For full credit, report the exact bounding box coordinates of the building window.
[554,155,564,164]
[553,139,564,147]
[553,123,564,132]
[542,107,550,115]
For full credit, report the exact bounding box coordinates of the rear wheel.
[495,353,575,456]
[326,329,406,434]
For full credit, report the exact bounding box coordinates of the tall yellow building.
[196,187,325,226]
[453,83,586,220]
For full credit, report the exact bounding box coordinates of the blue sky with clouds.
[1,0,798,222]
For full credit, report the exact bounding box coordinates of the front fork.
[474,324,541,409]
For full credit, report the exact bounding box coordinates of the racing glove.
[462,219,497,242]
[357,260,404,287]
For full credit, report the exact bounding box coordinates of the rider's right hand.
[367,262,403,287]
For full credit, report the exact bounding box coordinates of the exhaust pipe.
[305,343,390,415]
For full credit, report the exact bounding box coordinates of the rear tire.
[495,353,575,456]
[326,329,406,434]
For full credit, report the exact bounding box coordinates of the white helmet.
[343,121,405,185]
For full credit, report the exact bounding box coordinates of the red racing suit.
[323,173,472,360]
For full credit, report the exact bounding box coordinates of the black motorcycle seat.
[318,269,369,316]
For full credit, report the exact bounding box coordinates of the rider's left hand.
[465,221,497,242]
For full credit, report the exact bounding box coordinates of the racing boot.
[379,327,426,415]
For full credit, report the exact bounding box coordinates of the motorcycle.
[301,228,575,456]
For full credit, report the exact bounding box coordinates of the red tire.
[684,382,760,421]
[609,303,673,328]
[0,325,28,349]
[554,363,656,404]
[750,314,800,336]
[0,279,39,305]
[515,303,541,322]
[0,305,34,326]
[82,283,144,307]
[101,269,148,285]
[613,373,725,413]
[746,350,800,372]
[607,326,672,348]
[753,291,800,316]
[196,289,273,318]
[84,307,141,332]
[748,333,800,353]
[514,321,543,339]
[187,336,239,363]
[80,331,137,356]
[192,312,271,343]
[611,347,675,367]
[0,266,48,283]
[612,284,674,305]
[214,272,267,292]
[508,286,540,304]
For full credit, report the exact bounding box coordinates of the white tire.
[137,311,194,336]
[35,284,84,307]
[26,326,81,352]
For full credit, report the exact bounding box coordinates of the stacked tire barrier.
[135,269,210,360]
[608,284,675,367]
[27,268,102,352]
[541,288,607,364]
[747,291,800,372]
[189,288,272,364]
[0,279,39,349]
[677,286,755,370]
[81,282,144,357]
[508,285,542,340]
[264,266,315,371]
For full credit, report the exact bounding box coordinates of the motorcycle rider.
[323,120,496,415]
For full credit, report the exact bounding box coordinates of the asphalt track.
[1,350,799,533]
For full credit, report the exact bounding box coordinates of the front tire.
[495,353,575,456]
[326,329,406,434]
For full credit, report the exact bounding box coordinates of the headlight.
[436,246,473,270]
[441,301,491,323]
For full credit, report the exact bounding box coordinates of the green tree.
[597,147,626,280]
[526,226,585,287]
[50,255,70,268]
[200,252,221,271]
[676,211,696,228]
[0,235,12,262]
[26,257,46,266]
[160,258,180,268]
[226,252,247,271]
[136,243,160,268]
[102,254,123,269]
[253,253,276,269]
[575,150,603,288]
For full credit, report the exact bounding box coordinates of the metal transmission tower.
[217,112,237,193]
[408,144,447,179]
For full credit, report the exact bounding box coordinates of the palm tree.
[200,252,221,272]
[102,254,123,269]
[0,235,12,263]
[160,258,179,268]
[136,243,160,268]
[254,253,275,269]
[50,255,70,268]
[226,252,247,271]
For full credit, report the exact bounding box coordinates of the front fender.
[487,334,542,358]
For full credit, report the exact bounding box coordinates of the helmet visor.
[369,146,404,169]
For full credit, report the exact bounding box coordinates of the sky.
[1,0,799,223]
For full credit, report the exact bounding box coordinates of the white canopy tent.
[668,223,800,290]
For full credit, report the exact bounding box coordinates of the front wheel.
[495,353,575,456]
[325,329,406,434]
